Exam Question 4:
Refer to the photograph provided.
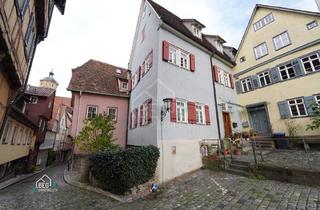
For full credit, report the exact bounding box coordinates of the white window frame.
[86,106,98,119]
[241,78,253,92]
[307,20,318,30]
[288,98,307,117]
[17,127,23,145]
[254,42,268,59]
[10,124,18,145]
[196,104,205,124]
[1,121,11,144]
[176,100,188,123]
[142,103,148,126]
[106,107,118,121]
[30,96,38,104]
[301,53,320,73]
[121,81,128,90]
[279,63,296,80]
[168,44,190,70]
[131,110,137,129]
[25,15,36,59]
[273,31,291,51]
[192,25,201,38]
[169,45,178,65]
[27,130,33,145]
[258,71,271,87]
[253,13,274,31]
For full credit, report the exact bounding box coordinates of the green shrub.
[90,145,160,195]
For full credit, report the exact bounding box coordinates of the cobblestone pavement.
[1,165,320,210]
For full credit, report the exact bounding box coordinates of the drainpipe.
[209,54,224,153]
[0,35,39,136]
[75,91,82,135]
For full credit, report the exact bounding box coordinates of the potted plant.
[223,138,230,156]
[233,142,242,155]
[241,131,250,138]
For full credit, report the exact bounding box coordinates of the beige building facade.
[233,5,320,136]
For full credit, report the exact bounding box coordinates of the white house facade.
[128,0,242,182]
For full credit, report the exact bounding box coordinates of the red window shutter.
[229,74,234,89]
[140,105,143,126]
[213,65,219,82]
[129,112,132,128]
[148,99,152,123]
[205,105,211,125]
[162,41,169,61]
[190,54,195,72]
[187,102,196,124]
[170,99,176,122]
[135,109,138,128]
[138,66,141,82]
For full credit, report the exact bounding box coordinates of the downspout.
[0,35,39,136]
[209,54,223,148]
[75,91,82,135]
[125,96,130,148]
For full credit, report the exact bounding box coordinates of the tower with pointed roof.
[40,71,59,90]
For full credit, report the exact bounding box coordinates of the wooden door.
[222,112,232,138]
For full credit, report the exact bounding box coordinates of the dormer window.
[192,25,201,38]
[116,69,122,74]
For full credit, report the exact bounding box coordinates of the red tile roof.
[67,59,130,98]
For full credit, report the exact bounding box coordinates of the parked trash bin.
[273,132,288,149]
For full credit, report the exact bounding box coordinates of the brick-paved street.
[1,165,320,210]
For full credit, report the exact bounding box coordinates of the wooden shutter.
[205,105,210,125]
[269,67,280,83]
[140,105,143,126]
[170,99,176,122]
[135,109,138,127]
[235,81,242,94]
[190,54,195,72]
[213,65,219,82]
[277,101,290,119]
[148,99,152,123]
[229,74,234,89]
[304,96,316,116]
[251,75,260,89]
[292,59,304,76]
[162,41,169,61]
[187,102,196,124]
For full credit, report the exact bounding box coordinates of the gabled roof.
[67,59,130,98]
[181,19,206,28]
[147,0,235,65]
[25,85,55,97]
[236,4,320,58]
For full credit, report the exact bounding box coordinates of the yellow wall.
[233,7,320,136]
[0,71,11,128]
[0,118,35,165]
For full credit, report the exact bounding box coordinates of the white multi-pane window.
[106,107,117,121]
[196,104,205,124]
[142,103,148,125]
[169,45,190,70]
[180,51,188,69]
[301,53,320,73]
[307,20,318,30]
[258,71,271,87]
[10,125,18,145]
[169,46,177,64]
[254,42,268,59]
[30,96,38,104]
[315,95,320,105]
[176,100,187,123]
[273,31,291,50]
[288,98,307,117]
[241,78,253,92]
[121,82,128,90]
[253,13,274,31]
[218,69,230,87]
[27,130,33,145]
[86,106,98,119]
[144,51,153,73]
[17,127,23,145]
[131,111,137,129]
[279,63,296,80]
[1,121,11,144]
[22,129,28,145]
[192,25,201,38]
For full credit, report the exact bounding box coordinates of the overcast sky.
[29,0,318,97]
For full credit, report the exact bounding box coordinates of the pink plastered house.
[67,59,130,152]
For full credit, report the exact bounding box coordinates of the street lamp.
[161,98,172,121]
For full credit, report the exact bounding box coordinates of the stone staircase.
[225,159,253,177]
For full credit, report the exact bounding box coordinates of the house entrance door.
[248,105,271,136]
[222,112,232,138]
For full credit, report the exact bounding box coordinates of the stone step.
[224,168,250,177]
[230,159,252,166]
[229,163,251,171]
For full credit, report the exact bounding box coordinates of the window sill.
[255,53,269,60]
[167,62,191,72]
[274,43,291,52]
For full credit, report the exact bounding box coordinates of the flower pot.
[234,149,241,155]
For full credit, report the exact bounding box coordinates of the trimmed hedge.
[90,145,160,195]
